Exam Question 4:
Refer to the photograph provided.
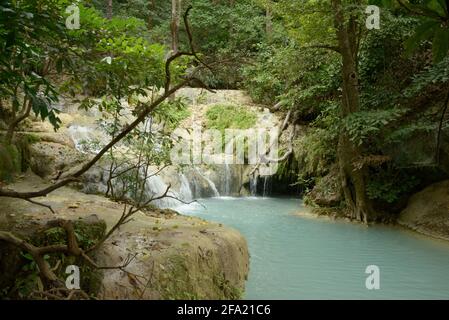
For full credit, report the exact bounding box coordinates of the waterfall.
[224,163,231,195]
[262,176,272,198]
[195,168,220,197]
[202,173,220,197]
[179,173,193,201]
[145,175,182,208]
[67,125,97,152]
[250,174,258,196]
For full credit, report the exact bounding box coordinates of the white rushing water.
[179,173,193,202]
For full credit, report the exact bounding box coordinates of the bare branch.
[24,198,56,214]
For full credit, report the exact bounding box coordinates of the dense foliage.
[1,0,448,219]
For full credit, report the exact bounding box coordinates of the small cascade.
[190,173,201,199]
[224,163,231,195]
[145,175,182,208]
[195,168,220,197]
[179,173,193,202]
[206,177,220,197]
[67,125,97,152]
[262,176,272,198]
[249,174,258,196]
[67,124,111,154]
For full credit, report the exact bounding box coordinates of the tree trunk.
[266,4,273,41]
[331,0,371,223]
[106,0,113,19]
[171,0,181,54]
[169,0,182,100]
[147,0,155,30]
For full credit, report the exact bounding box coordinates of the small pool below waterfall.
[177,197,449,299]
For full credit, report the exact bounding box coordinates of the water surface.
[177,197,449,299]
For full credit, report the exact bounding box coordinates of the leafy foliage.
[366,168,420,203]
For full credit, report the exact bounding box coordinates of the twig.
[24,198,56,214]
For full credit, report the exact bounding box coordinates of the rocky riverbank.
[0,173,249,299]
[295,179,449,243]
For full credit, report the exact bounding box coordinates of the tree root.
[0,218,135,299]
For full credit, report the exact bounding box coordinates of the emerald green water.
[177,197,449,299]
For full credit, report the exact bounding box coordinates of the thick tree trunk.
[331,0,372,223]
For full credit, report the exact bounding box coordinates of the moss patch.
[205,104,257,134]
[0,143,21,182]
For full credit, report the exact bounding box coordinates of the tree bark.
[331,0,372,223]
[171,0,182,54]
[106,0,113,19]
[5,98,32,144]
[169,0,182,100]
[266,3,273,41]
[147,0,155,29]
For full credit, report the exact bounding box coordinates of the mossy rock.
[0,135,32,183]
[0,143,21,182]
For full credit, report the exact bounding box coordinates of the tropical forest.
[1,0,449,300]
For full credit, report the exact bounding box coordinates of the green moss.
[205,104,257,134]
[159,255,200,300]
[156,253,243,300]
[23,133,41,144]
[0,143,21,182]
[0,134,34,182]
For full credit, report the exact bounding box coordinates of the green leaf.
[404,20,440,57]
[21,252,34,261]
[432,27,449,62]
[56,58,63,73]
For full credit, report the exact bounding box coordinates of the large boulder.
[398,180,449,240]
[29,141,85,178]
[96,218,249,299]
[306,165,342,207]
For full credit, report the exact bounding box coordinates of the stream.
[177,197,449,299]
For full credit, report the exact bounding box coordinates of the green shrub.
[366,168,420,203]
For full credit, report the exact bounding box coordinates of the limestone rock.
[398,180,449,240]
[0,178,249,299]
[29,141,85,178]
